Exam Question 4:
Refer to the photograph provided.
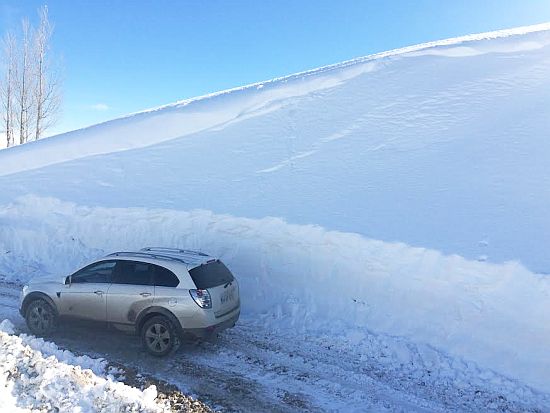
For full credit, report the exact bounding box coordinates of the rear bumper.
[184,309,240,338]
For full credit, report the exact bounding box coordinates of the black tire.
[141,315,178,356]
[25,298,57,336]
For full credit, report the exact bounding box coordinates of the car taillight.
[189,289,212,309]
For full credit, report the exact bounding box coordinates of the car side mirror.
[65,276,71,285]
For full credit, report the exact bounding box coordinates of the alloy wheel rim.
[28,303,52,333]
[145,323,171,353]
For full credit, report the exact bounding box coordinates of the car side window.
[71,261,116,284]
[153,265,179,287]
[113,260,154,286]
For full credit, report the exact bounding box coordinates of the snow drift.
[0,196,549,396]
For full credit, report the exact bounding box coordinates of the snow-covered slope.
[0,24,550,270]
[1,24,550,405]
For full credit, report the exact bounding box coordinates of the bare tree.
[15,18,34,145]
[0,6,62,147]
[32,6,60,141]
[0,32,17,147]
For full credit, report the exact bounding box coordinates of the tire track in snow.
[0,280,547,412]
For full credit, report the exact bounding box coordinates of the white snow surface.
[0,23,549,177]
[0,195,549,399]
[0,23,550,408]
[0,319,168,412]
[0,24,550,271]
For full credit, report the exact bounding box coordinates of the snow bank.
[1,196,549,396]
[0,319,169,412]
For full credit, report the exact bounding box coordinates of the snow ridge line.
[123,22,550,117]
[52,21,550,128]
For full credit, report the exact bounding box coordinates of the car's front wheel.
[141,316,178,356]
[25,298,57,336]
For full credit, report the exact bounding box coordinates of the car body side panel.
[107,283,154,324]
[153,286,198,327]
[57,282,109,321]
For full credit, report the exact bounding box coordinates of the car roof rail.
[140,247,209,257]
[107,251,190,265]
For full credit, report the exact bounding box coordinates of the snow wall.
[0,196,548,394]
[1,24,550,272]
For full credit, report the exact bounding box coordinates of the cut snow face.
[0,319,170,412]
[0,25,549,270]
[0,196,549,398]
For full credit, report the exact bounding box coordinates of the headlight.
[20,285,29,307]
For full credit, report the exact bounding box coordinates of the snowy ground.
[0,319,208,412]
[1,24,550,412]
[0,283,548,412]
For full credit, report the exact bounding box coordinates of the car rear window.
[189,260,234,289]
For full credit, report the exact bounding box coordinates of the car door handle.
[94,290,104,296]
[140,292,151,297]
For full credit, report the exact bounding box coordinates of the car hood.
[28,274,66,285]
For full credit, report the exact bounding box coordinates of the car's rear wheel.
[141,316,177,356]
[25,298,57,336]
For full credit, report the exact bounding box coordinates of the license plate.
[221,287,236,304]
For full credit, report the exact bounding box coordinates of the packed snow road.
[0,279,547,412]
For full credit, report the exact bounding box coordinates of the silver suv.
[19,247,240,356]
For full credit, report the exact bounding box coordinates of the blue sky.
[1,0,550,136]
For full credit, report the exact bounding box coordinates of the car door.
[58,260,115,321]
[106,260,155,325]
